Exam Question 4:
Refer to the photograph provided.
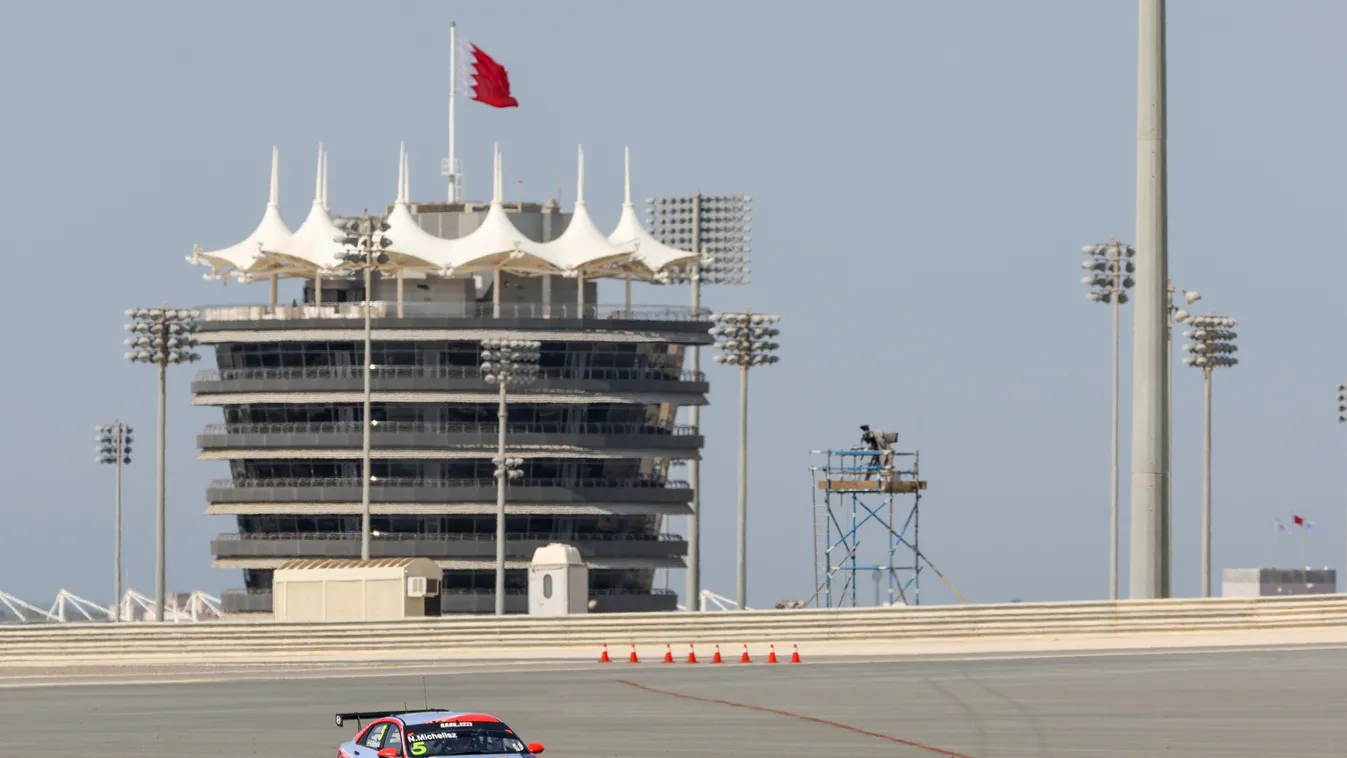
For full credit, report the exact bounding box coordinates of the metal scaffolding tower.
[810,428,928,607]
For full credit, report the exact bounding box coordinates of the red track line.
[616,679,975,758]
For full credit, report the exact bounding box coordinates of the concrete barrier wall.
[4,594,1347,666]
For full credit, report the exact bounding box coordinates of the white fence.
[0,589,221,624]
[2,594,1346,666]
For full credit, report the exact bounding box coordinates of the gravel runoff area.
[11,647,1347,757]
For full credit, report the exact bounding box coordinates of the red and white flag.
[457,40,518,108]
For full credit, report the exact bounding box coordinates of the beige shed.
[272,558,442,622]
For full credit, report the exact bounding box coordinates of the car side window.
[382,724,403,755]
[362,723,388,748]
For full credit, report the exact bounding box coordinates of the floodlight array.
[96,422,132,466]
[1080,242,1136,305]
[1182,315,1239,370]
[710,312,781,368]
[480,339,541,386]
[123,308,201,366]
[646,194,752,285]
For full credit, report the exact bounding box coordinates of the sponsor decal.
[412,732,459,741]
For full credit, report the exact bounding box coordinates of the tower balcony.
[197,421,702,458]
[195,302,713,342]
[192,365,708,395]
[205,477,692,516]
[210,531,688,561]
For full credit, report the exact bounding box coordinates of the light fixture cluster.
[646,194,752,285]
[95,422,132,466]
[332,215,392,269]
[123,308,201,365]
[1182,315,1239,370]
[480,338,542,386]
[1080,242,1136,305]
[493,455,524,482]
[710,312,781,368]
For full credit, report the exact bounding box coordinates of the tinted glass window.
[405,723,526,756]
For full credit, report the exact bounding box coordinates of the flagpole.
[1273,523,1280,570]
[448,21,458,202]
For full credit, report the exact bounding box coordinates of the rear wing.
[335,710,449,728]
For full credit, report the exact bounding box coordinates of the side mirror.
[527,743,545,754]
[377,748,400,758]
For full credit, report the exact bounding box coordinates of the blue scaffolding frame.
[810,444,927,608]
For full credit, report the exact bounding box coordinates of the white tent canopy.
[189,142,699,285]
[188,146,292,279]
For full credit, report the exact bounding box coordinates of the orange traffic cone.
[628,644,639,663]
[790,644,801,663]
[711,644,724,664]
[599,644,611,663]
[767,644,779,664]
[663,644,674,664]
[739,644,752,663]
[686,644,699,663]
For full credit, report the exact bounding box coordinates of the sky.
[1,0,1345,610]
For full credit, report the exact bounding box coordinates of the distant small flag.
[457,40,518,108]
[1276,521,1290,534]
[1293,514,1305,527]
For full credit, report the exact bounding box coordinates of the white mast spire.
[575,145,585,206]
[320,149,329,210]
[313,142,324,206]
[445,22,460,203]
[623,146,632,207]
[397,141,407,204]
[268,146,280,208]
[492,143,502,205]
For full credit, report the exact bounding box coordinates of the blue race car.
[335,709,545,758]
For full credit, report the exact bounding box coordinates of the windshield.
[405,724,528,756]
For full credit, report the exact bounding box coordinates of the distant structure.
[1220,568,1337,597]
[186,143,710,615]
[808,426,931,607]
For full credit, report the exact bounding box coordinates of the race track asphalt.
[13,647,1347,757]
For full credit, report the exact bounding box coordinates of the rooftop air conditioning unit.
[407,576,429,598]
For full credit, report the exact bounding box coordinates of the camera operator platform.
[809,426,928,608]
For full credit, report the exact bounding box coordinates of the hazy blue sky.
[1,0,1344,609]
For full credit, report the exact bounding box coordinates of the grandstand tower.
[188,144,709,614]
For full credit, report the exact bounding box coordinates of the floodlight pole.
[1109,271,1120,600]
[360,261,373,561]
[113,428,123,621]
[124,306,200,622]
[736,362,749,608]
[1201,365,1212,597]
[495,378,508,615]
[1129,0,1171,599]
[687,260,702,611]
[155,360,167,620]
[99,421,130,621]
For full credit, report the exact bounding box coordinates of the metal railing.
[211,477,689,489]
[202,422,698,436]
[198,302,711,323]
[216,532,685,543]
[195,366,705,383]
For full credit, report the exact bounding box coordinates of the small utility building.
[272,558,441,621]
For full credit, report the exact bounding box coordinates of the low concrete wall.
[4,594,1347,666]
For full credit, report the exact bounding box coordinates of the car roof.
[399,711,503,726]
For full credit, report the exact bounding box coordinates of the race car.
[335,709,545,758]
